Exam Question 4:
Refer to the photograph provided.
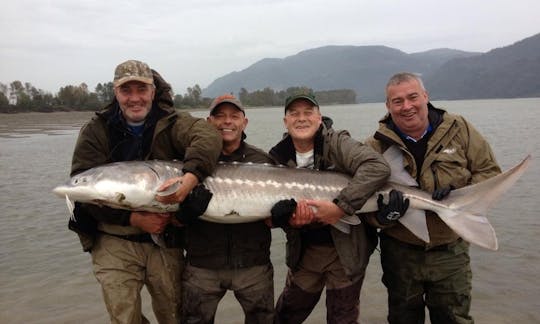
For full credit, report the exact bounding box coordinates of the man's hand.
[155,172,199,204]
[305,199,345,225]
[289,200,316,227]
[175,184,213,225]
[130,211,172,234]
[376,190,410,225]
[432,186,454,201]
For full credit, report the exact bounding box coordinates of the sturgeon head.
[52,160,184,212]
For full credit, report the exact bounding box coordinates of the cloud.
[1,0,539,95]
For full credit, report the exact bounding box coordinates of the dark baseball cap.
[284,93,319,113]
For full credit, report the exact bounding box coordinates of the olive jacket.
[68,71,222,251]
[364,104,501,247]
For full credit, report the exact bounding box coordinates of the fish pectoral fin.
[340,214,361,225]
[332,221,351,234]
[65,195,75,220]
[151,234,167,248]
[399,208,430,243]
[156,180,181,197]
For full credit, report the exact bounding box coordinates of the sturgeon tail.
[434,155,531,250]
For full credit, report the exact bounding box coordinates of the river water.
[1,98,539,323]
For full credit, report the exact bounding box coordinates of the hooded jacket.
[269,123,390,280]
[365,103,501,247]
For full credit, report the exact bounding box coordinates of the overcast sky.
[1,0,539,95]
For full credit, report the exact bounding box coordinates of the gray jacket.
[269,124,390,280]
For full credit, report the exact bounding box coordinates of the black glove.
[175,184,213,225]
[68,202,98,235]
[271,199,297,228]
[376,190,410,225]
[162,224,184,248]
[432,185,454,201]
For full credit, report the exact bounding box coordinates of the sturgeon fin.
[151,234,167,248]
[383,145,418,186]
[332,221,351,234]
[65,194,75,221]
[340,214,361,225]
[331,215,361,234]
[398,208,429,242]
[156,180,181,197]
[437,211,498,250]
[383,146,430,242]
[435,155,531,250]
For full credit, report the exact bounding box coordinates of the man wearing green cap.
[269,93,391,323]
[67,59,222,324]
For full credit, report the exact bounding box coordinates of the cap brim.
[114,76,154,87]
[285,96,319,112]
[210,100,245,115]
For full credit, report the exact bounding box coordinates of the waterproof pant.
[91,234,183,324]
[275,245,364,324]
[380,235,473,324]
[181,263,274,324]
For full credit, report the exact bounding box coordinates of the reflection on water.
[1,99,539,323]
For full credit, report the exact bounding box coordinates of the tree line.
[0,81,356,113]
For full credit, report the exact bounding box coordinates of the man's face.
[386,79,429,138]
[207,103,247,146]
[283,99,322,142]
[114,81,155,124]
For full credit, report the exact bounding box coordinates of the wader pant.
[380,234,473,324]
[275,245,364,324]
[91,233,183,324]
[181,263,274,324]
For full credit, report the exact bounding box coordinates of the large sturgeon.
[53,148,531,250]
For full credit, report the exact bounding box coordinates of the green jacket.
[270,124,390,281]
[365,104,501,247]
[185,142,275,269]
[69,71,222,251]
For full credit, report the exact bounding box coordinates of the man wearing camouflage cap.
[67,59,222,324]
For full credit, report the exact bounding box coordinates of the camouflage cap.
[284,93,319,113]
[209,94,245,115]
[113,60,154,87]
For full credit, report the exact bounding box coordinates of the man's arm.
[324,131,390,217]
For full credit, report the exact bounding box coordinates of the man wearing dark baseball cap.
[180,94,276,323]
[269,92,390,323]
[68,59,222,323]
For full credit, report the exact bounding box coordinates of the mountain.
[203,33,540,103]
[424,33,540,100]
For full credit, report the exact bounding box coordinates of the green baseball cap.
[284,93,319,113]
[113,60,154,88]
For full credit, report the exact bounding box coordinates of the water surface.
[1,98,539,323]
